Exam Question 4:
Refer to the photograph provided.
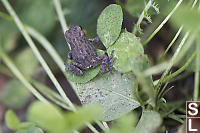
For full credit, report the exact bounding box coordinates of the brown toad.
[65,26,115,76]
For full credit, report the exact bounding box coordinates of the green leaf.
[15,48,38,76]
[136,110,162,133]
[16,126,44,133]
[66,65,101,84]
[0,80,31,109]
[5,110,20,130]
[168,114,184,123]
[108,113,137,133]
[27,101,65,133]
[65,50,104,83]
[171,5,200,31]
[74,70,140,121]
[18,122,36,130]
[107,31,144,73]
[63,104,103,132]
[97,4,123,48]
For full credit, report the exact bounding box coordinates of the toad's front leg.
[88,37,99,43]
[97,51,115,74]
[67,61,84,76]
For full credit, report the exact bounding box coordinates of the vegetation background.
[0,0,199,133]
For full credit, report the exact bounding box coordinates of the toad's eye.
[76,26,82,32]
[79,26,82,30]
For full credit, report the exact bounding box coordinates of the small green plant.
[0,0,200,132]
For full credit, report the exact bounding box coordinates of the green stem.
[53,0,71,51]
[164,51,197,82]
[53,0,68,33]
[143,0,183,46]
[31,80,72,110]
[158,26,183,63]
[192,0,198,8]
[133,0,152,34]
[168,114,184,124]
[95,121,108,132]
[155,32,190,97]
[143,62,168,77]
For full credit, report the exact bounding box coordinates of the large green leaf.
[0,80,31,109]
[107,31,144,73]
[97,4,123,48]
[5,110,20,130]
[74,71,140,121]
[136,110,162,133]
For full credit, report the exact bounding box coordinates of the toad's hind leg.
[97,50,115,74]
[66,61,84,76]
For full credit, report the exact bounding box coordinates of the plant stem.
[96,121,109,132]
[168,114,184,124]
[143,0,183,46]
[53,0,71,50]
[143,62,168,77]
[1,0,76,111]
[53,0,68,33]
[25,27,65,74]
[86,123,99,133]
[102,122,110,131]
[133,0,152,34]
[164,51,197,82]
[155,31,189,97]
[158,26,183,63]
[31,80,73,110]
[192,0,198,8]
